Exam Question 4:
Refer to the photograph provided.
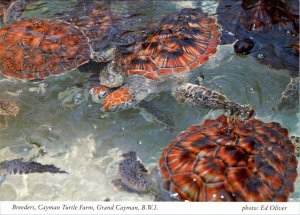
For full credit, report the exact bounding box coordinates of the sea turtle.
[0,100,19,129]
[89,8,254,118]
[112,114,298,201]
[0,0,118,80]
[216,0,299,111]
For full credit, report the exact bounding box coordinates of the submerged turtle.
[217,0,299,111]
[0,0,118,80]
[112,115,298,201]
[0,18,91,79]
[89,8,254,118]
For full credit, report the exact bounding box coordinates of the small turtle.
[217,0,299,110]
[90,8,254,118]
[0,100,19,129]
[112,115,298,201]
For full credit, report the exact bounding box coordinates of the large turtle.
[0,0,118,80]
[216,0,299,111]
[112,114,298,201]
[89,8,254,118]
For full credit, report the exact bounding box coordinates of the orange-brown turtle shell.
[0,19,90,80]
[117,9,221,80]
[159,115,298,201]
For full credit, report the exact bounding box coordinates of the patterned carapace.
[117,8,221,80]
[159,115,298,201]
[64,0,117,53]
[0,19,90,79]
[218,0,299,33]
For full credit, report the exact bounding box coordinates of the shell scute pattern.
[0,19,90,80]
[118,9,221,80]
[65,1,116,53]
[159,115,297,201]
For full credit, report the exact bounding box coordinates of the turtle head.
[91,47,116,63]
[115,151,153,193]
[99,62,125,88]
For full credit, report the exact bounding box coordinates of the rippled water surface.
[0,0,299,201]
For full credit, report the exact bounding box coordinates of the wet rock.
[234,38,254,55]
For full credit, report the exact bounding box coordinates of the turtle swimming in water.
[89,8,254,118]
[112,114,298,201]
[0,0,118,80]
[216,0,299,111]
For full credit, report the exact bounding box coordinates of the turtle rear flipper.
[111,179,142,194]
[290,136,300,157]
[172,83,254,119]
[277,77,299,111]
[4,0,27,24]
[0,158,67,175]
[138,100,175,128]
[112,151,152,194]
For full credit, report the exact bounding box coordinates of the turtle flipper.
[101,87,137,112]
[4,0,27,24]
[138,100,174,127]
[0,158,67,175]
[290,136,300,157]
[90,85,111,103]
[112,151,152,193]
[277,77,299,111]
[111,179,143,194]
[172,83,254,119]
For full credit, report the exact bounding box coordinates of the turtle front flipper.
[172,83,254,119]
[290,136,300,157]
[112,151,153,194]
[101,87,137,112]
[277,77,299,111]
[0,158,67,175]
[138,100,175,128]
[3,0,27,24]
[90,85,112,103]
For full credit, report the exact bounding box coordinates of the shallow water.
[0,0,299,201]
